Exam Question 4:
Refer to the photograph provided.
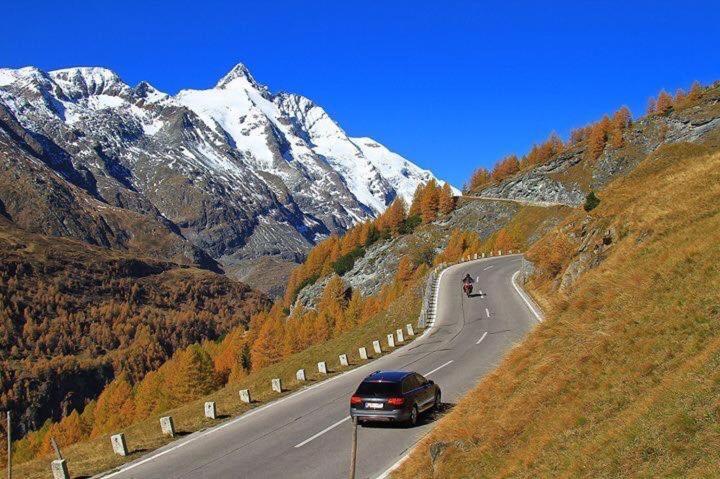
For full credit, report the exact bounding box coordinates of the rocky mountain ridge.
[477,83,720,205]
[0,64,448,284]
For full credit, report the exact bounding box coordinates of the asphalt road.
[100,254,538,479]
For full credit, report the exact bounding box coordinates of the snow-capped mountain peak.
[0,62,455,271]
[49,67,128,99]
[0,66,49,87]
[215,63,264,91]
[134,81,170,104]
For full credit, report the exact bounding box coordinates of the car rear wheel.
[408,405,418,426]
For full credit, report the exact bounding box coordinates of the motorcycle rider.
[462,273,474,296]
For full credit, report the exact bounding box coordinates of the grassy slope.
[6,277,423,478]
[394,145,720,478]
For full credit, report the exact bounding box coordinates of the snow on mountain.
[0,62,455,274]
[176,63,449,212]
[351,137,461,200]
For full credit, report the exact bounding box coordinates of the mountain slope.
[393,143,720,478]
[469,82,720,206]
[0,63,450,285]
[0,219,268,437]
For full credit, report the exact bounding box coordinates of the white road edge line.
[296,358,455,449]
[424,360,453,377]
[511,270,543,322]
[98,260,463,478]
[99,256,503,479]
[485,308,490,318]
[376,450,413,479]
[374,257,530,479]
[476,332,488,344]
[483,265,494,270]
[294,416,350,448]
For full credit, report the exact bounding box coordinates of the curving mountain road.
[99,255,539,479]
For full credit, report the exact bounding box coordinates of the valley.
[1,34,719,479]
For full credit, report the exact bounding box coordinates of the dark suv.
[350,370,441,426]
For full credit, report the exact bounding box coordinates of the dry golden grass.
[393,144,720,478]
[3,284,422,479]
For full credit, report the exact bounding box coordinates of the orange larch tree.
[395,256,415,285]
[609,106,632,149]
[342,290,363,332]
[408,183,425,217]
[467,167,491,191]
[420,179,440,223]
[655,89,673,115]
[377,197,407,235]
[586,115,611,160]
[89,374,134,437]
[438,182,456,215]
[491,155,520,182]
[249,314,285,370]
[166,345,221,405]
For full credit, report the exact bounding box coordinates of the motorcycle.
[463,282,473,297]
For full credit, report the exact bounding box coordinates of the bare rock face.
[295,199,526,308]
[481,151,587,206]
[0,64,448,277]
[478,87,720,206]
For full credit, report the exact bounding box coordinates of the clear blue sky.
[3,1,720,187]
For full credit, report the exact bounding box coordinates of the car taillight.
[350,395,362,405]
[387,397,405,406]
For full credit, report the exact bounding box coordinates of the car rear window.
[356,381,402,396]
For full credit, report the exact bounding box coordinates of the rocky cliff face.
[478,84,720,206]
[0,64,447,280]
[295,198,537,308]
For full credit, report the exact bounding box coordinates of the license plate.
[366,402,383,409]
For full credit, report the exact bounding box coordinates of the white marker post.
[110,433,128,456]
[339,354,349,366]
[160,416,175,437]
[372,340,382,354]
[204,402,217,419]
[239,389,251,404]
[271,378,282,393]
[387,333,395,348]
[296,369,306,381]
[358,347,368,360]
[51,459,70,479]
[396,329,404,343]
[406,323,415,337]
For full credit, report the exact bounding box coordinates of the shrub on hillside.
[584,191,600,211]
[332,246,365,275]
[398,215,422,235]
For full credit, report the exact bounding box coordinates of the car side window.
[415,374,428,386]
[404,375,419,393]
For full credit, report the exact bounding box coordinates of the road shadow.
[174,430,192,437]
[359,402,456,429]
[468,293,485,298]
[489,329,511,335]
[421,402,456,425]
[216,414,231,420]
